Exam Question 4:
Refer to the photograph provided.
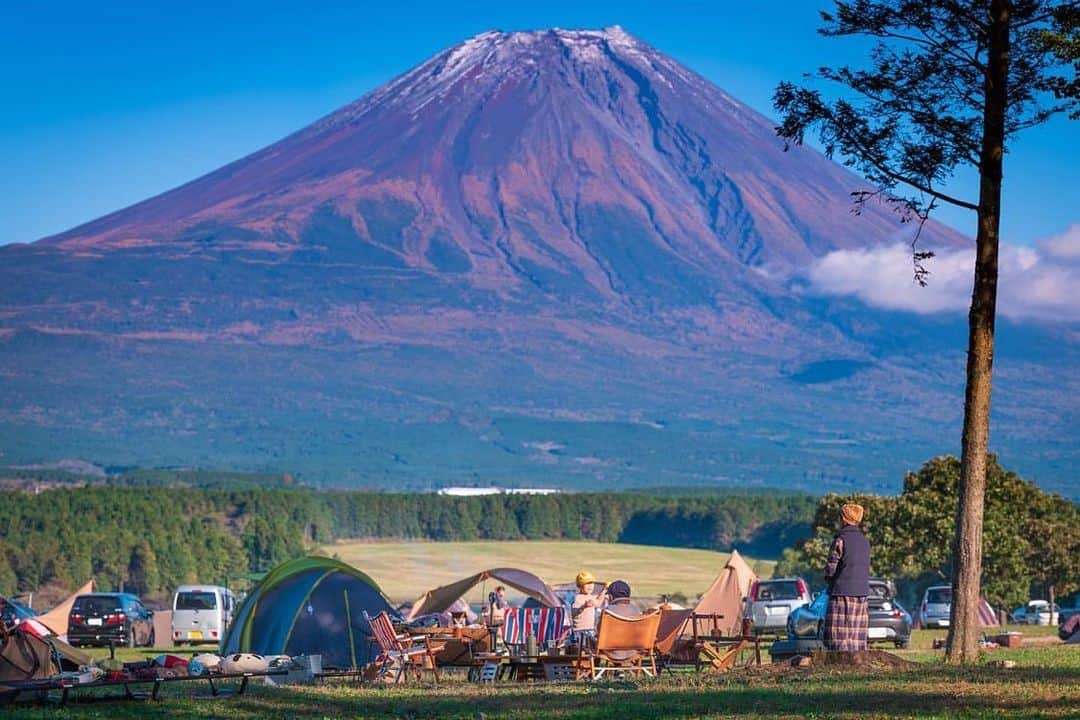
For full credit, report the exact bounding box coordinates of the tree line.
[776,455,1080,613]
[0,487,815,599]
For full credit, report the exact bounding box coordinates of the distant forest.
[0,477,815,598]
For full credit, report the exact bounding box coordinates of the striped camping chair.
[500,608,534,651]
[536,607,568,649]
[364,611,439,684]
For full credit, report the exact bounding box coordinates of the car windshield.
[176,592,217,610]
[72,596,123,616]
[926,588,952,604]
[758,581,801,601]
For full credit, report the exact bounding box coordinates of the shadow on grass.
[6,664,1079,719]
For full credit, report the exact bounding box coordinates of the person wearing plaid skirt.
[823,503,871,651]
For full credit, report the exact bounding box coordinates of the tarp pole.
[344,589,356,669]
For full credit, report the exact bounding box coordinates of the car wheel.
[896,636,912,650]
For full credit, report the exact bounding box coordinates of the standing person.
[571,571,604,648]
[823,503,871,652]
[487,586,510,627]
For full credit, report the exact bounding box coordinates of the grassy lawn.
[16,627,1072,719]
[6,641,1078,719]
[328,540,775,604]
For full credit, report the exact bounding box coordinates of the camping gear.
[221,556,396,670]
[365,611,439,684]
[590,610,661,680]
[36,579,95,637]
[1,625,93,702]
[407,568,561,620]
[220,653,268,674]
[978,598,1000,627]
[692,550,758,637]
[189,653,222,675]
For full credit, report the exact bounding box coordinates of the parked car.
[918,585,952,628]
[67,592,154,648]
[768,579,912,658]
[171,584,236,646]
[1020,600,1059,626]
[0,595,37,628]
[744,577,812,635]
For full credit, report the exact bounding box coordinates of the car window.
[869,584,891,599]
[176,591,218,610]
[926,588,952,604]
[758,581,801,601]
[72,596,123,615]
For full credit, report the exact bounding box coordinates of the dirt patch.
[745,649,916,675]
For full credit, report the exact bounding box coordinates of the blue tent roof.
[221,556,396,669]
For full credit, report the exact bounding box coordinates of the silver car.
[744,577,812,635]
[919,585,952,628]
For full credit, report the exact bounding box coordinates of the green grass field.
[7,632,1078,719]
[327,540,776,604]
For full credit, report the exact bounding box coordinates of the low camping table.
[0,669,290,706]
[472,653,589,682]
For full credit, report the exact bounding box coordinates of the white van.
[171,585,236,646]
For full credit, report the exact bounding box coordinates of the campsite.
[2,1,1079,718]
[3,535,1079,717]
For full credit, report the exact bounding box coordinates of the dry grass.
[326,540,775,604]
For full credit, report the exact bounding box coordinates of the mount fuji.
[1,27,1075,494]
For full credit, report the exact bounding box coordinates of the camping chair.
[590,610,661,680]
[363,611,439,685]
[653,608,694,673]
[500,608,535,654]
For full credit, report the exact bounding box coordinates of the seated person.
[604,580,642,618]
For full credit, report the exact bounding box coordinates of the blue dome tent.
[221,556,396,669]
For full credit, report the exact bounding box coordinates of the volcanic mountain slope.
[1,27,1074,494]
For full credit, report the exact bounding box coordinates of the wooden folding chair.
[363,611,439,685]
[590,610,661,680]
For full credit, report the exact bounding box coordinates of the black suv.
[68,593,154,648]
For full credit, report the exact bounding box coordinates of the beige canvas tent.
[406,568,561,621]
[692,549,757,636]
[654,550,758,660]
[36,579,95,637]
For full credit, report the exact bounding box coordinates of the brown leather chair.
[590,609,661,680]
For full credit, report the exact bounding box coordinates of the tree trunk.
[1049,584,1056,625]
[946,0,1010,664]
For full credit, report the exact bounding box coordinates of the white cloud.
[1039,223,1080,260]
[804,227,1080,323]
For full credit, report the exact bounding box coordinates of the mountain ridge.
[1,27,1074,496]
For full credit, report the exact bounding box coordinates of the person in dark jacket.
[823,503,871,651]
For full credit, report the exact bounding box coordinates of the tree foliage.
[774,0,1077,662]
[776,455,1080,610]
[0,487,814,599]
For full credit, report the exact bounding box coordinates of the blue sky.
[1,0,1076,246]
